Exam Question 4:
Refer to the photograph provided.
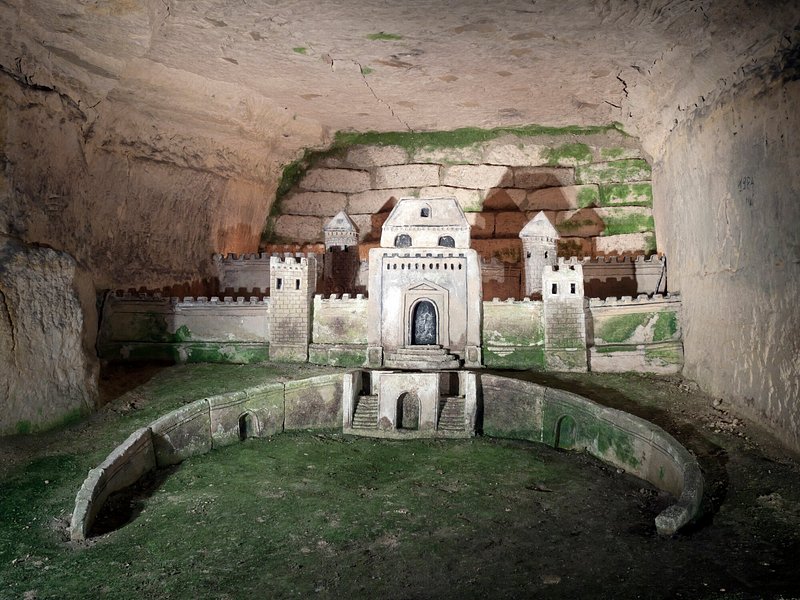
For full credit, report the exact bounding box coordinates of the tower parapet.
[542,260,587,372]
[268,256,317,362]
[520,211,559,296]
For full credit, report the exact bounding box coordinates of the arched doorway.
[238,412,257,441]
[554,415,577,450]
[411,300,437,345]
[396,392,420,430]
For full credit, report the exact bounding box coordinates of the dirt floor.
[1,364,799,600]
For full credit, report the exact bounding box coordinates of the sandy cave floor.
[0,364,799,599]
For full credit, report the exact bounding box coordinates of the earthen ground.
[0,364,799,599]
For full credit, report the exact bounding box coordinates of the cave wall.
[0,72,294,291]
[654,75,800,452]
[0,236,98,434]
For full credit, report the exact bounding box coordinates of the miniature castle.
[98,197,683,377]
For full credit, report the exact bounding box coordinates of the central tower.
[366,197,482,369]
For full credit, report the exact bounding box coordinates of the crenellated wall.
[587,294,683,374]
[99,292,272,364]
[309,294,369,367]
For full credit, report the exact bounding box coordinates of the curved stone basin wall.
[70,371,702,540]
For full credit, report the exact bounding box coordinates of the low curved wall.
[69,373,342,541]
[480,374,703,535]
[71,371,702,540]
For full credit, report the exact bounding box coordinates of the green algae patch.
[483,347,546,370]
[333,123,624,153]
[596,313,651,343]
[292,46,308,54]
[601,212,654,236]
[576,159,652,184]
[644,233,657,255]
[652,311,678,342]
[645,345,683,365]
[367,32,403,40]
[542,401,639,469]
[542,142,592,166]
[172,324,192,342]
[599,183,653,207]
[577,185,600,208]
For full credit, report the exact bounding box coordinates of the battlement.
[561,255,665,265]
[214,251,319,263]
[545,262,583,275]
[269,255,315,269]
[384,251,467,259]
[109,291,269,306]
[487,297,538,304]
[313,293,366,301]
[587,292,681,307]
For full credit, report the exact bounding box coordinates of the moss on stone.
[601,212,654,236]
[652,311,678,342]
[557,218,596,233]
[542,142,592,166]
[542,402,640,468]
[15,420,32,435]
[172,324,192,343]
[600,147,626,159]
[366,32,403,40]
[644,346,682,364]
[482,347,546,370]
[599,183,653,207]
[576,159,652,185]
[644,233,657,255]
[333,123,624,153]
[577,186,600,208]
[596,313,651,343]
[292,47,308,54]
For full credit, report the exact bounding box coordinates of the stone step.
[383,358,460,370]
[438,396,465,430]
[391,345,446,356]
[351,395,379,429]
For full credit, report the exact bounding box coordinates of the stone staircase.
[351,395,378,429]
[438,396,466,432]
[383,345,460,370]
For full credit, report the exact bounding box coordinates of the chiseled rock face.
[0,237,99,434]
[655,76,800,454]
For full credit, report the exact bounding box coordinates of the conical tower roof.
[519,211,559,239]
[324,211,357,232]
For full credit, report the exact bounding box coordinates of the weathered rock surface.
[655,74,800,453]
[0,237,98,434]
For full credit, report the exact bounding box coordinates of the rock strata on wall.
[270,130,657,260]
[0,237,98,434]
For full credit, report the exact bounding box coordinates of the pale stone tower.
[543,260,587,372]
[268,255,317,362]
[519,211,559,296]
[323,211,358,250]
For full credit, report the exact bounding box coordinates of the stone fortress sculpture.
[99,196,683,377]
[78,198,699,538]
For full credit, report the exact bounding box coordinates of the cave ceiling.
[2,0,797,160]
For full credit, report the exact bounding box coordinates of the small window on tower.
[551,283,558,295]
[526,251,531,259]
[420,207,430,217]
[276,278,283,290]
[570,283,576,294]
[544,251,548,259]
[295,279,301,290]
